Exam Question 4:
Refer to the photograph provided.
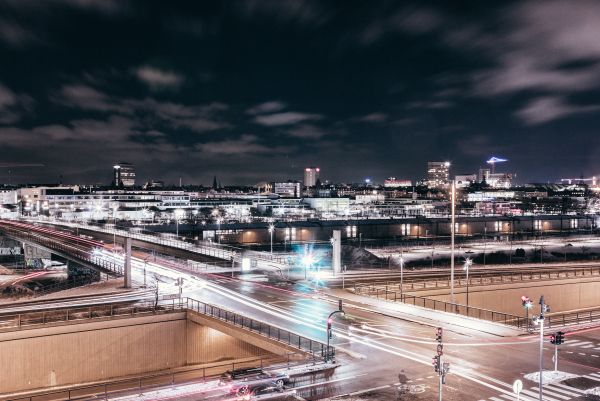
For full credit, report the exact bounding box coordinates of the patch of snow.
[585,386,600,396]
[523,370,578,384]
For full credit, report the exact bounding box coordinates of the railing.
[0,225,123,275]
[355,284,600,330]
[354,265,600,293]
[544,308,600,329]
[28,219,293,266]
[8,353,301,401]
[183,298,332,358]
[354,285,529,329]
[0,297,332,359]
[0,299,180,331]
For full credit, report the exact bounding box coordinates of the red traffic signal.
[549,334,556,344]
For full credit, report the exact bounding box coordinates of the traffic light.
[433,355,440,372]
[550,333,556,345]
[327,318,333,339]
[556,331,565,345]
[521,295,533,309]
[436,327,443,343]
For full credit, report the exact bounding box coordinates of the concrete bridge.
[0,297,330,398]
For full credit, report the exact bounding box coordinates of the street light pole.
[326,302,345,363]
[450,180,456,304]
[534,295,550,401]
[483,226,487,267]
[268,224,274,254]
[463,258,472,312]
[400,247,404,301]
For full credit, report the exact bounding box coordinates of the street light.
[216,217,223,243]
[174,209,185,238]
[301,252,315,280]
[463,257,473,312]
[532,295,550,401]
[268,224,275,254]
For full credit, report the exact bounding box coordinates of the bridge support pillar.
[332,230,341,276]
[124,237,132,288]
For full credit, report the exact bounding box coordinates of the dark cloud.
[0,1,599,185]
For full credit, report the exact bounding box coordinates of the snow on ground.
[585,386,600,396]
[523,370,578,384]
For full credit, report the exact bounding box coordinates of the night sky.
[1,0,600,186]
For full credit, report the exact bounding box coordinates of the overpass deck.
[0,296,332,359]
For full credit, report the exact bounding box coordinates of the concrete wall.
[0,312,271,396]
[412,277,600,316]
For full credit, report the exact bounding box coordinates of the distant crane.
[486,157,508,174]
[0,163,44,185]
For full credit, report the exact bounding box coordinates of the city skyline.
[1,1,600,185]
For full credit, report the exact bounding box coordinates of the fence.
[26,219,293,267]
[0,297,332,359]
[355,283,600,330]
[183,298,332,359]
[8,353,299,401]
[0,225,123,275]
[354,265,600,293]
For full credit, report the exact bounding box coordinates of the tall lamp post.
[532,295,550,401]
[463,257,472,312]
[326,301,345,362]
[450,179,456,304]
[268,224,275,254]
[216,217,222,244]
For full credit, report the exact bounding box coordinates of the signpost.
[513,379,523,401]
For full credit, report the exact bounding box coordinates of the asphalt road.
[3,221,600,401]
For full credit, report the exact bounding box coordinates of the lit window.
[570,219,578,229]
[401,224,411,236]
[494,221,501,232]
[534,220,542,230]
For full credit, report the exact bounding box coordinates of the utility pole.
[326,300,345,363]
[550,331,565,371]
[450,181,456,304]
[532,295,550,401]
[433,327,450,401]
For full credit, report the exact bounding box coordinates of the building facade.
[113,162,136,188]
[427,162,450,188]
[303,167,320,187]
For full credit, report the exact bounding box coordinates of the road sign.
[162,294,179,300]
[513,379,523,396]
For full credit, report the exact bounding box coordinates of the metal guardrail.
[355,284,600,330]
[0,225,123,275]
[28,219,293,266]
[183,298,332,358]
[354,265,600,293]
[0,297,332,359]
[7,354,297,401]
[354,286,529,328]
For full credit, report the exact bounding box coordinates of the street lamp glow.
[268,224,275,254]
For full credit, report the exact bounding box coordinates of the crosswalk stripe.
[589,372,600,378]
[544,384,582,397]
[490,397,505,401]
[519,388,562,401]
[551,383,586,394]
[498,394,537,401]
[581,344,595,348]
[583,375,600,382]
[593,347,600,351]
[567,341,591,347]
[536,388,572,400]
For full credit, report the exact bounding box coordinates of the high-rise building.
[113,162,135,188]
[304,167,320,187]
[427,162,450,188]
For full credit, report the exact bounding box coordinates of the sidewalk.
[325,288,524,337]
